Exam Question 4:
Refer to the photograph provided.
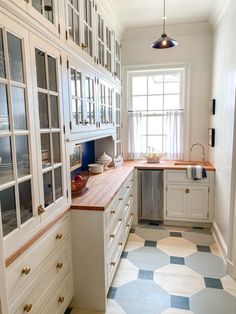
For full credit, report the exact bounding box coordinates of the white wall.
[210,0,236,259]
[122,22,213,160]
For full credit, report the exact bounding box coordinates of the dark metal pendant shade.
[151,33,178,49]
[151,0,177,49]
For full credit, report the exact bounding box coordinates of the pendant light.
[151,0,177,49]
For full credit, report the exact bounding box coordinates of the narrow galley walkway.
[106,225,236,314]
[69,225,236,314]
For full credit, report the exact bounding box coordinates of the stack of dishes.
[88,163,104,174]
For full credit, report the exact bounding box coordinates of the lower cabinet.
[6,212,73,314]
[164,170,214,223]
[71,171,134,312]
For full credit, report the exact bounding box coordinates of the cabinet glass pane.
[32,0,42,13]
[0,84,9,131]
[72,99,77,124]
[43,171,53,207]
[74,12,80,45]
[50,95,59,128]
[70,69,76,96]
[0,29,5,78]
[68,5,74,40]
[11,86,27,130]
[0,137,13,185]
[76,71,82,97]
[44,0,53,23]
[15,135,30,178]
[55,167,62,200]
[48,55,57,92]
[38,92,49,129]
[41,133,51,168]
[78,100,83,123]
[52,132,61,164]
[19,180,33,224]
[35,49,47,89]
[7,33,24,83]
[0,186,17,237]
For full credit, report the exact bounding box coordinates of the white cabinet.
[164,170,214,223]
[71,171,134,312]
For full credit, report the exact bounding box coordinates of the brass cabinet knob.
[81,43,87,50]
[113,71,118,76]
[56,262,63,269]
[119,242,123,246]
[23,304,32,312]
[37,205,45,215]
[56,233,63,240]
[126,224,130,227]
[110,262,115,266]
[130,213,134,216]
[118,197,123,201]
[111,210,115,214]
[58,296,64,304]
[118,218,122,222]
[110,234,115,238]
[22,267,31,275]
[185,188,190,194]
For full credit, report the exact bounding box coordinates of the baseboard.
[212,222,228,264]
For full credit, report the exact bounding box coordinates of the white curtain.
[127,112,143,159]
[165,111,184,160]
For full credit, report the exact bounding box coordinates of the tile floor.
[70,225,236,314]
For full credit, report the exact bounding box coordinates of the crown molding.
[209,0,231,29]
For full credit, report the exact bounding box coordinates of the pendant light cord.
[163,0,166,34]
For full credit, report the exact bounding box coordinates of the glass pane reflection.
[19,180,33,224]
[7,32,24,83]
[0,84,9,131]
[43,171,53,207]
[11,86,27,130]
[48,55,57,92]
[35,49,47,89]
[0,186,17,237]
[55,167,62,200]
[15,135,30,178]
[0,29,6,78]
[52,132,61,164]
[0,137,13,185]
[38,92,49,129]
[50,95,59,128]
[41,133,51,168]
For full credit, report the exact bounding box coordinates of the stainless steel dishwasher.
[138,170,164,223]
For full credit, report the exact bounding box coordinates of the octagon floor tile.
[112,259,139,288]
[185,252,226,278]
[127,246,169,271]
[106,299,126,314]
[190,288,236,314]
[135,227,169,241]
[115,279,170,314]
[124,234,145,252]
[183,232,215,246]
[221,275,236,297]
[157,237,197,257]
[154,264,205,297]
[161,309,193,314]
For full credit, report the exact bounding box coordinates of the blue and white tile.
[161,309,194,314]
[185,252,226,278]
[157,237,197,257]
[106,299,126,314]
[111,259,139,288]
[154,264,205,297]
[135,227,169,241]
[221,275,236,297]
[190,288,236,314]
[182,231,215,246]
[124,233,144,252]
[127,246,169,271]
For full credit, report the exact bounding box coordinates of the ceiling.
[109,0,219,29]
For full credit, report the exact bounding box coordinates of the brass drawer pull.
[81,43,87,50]
[56,233,63,240]
[118,219,122,222]
[37,205,45,215]
[110,262,115,266]
[126,224,130,227]
[118,197,123,201]
[22,267,31,275]
[119,242,123,246]
[110,234,115,238]
[56,262,63,269]
[23,304,32,312]
[58,296,64,304]
[185,189,190,194]
[111,211,115,214]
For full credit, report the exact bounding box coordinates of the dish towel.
[187,165,207,180]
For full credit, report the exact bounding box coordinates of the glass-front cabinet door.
[82,0,93,57]
[114,38,121,82]
[32,35,66,220]
[98,78,114,130]
[105,26,112,73]
[67,0,81,46]
[115,91,122,156]
[0,24,40,244]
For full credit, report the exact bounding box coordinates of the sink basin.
[174,161,199,165]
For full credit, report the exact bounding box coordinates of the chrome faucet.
[190,143,205,166]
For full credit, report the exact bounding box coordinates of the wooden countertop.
[124,160,215,171]
[71,166,134,211]
[71,160,215,212]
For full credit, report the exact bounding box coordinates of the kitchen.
[0,0,236,313]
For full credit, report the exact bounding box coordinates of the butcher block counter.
[71,160,215,211]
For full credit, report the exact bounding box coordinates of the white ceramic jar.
[96,152,112,170]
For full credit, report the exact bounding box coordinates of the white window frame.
[123,63,190,160]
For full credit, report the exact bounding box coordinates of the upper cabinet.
[114,38,121,82]
[97,77,114,130]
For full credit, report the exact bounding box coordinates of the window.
[128,68,185,159]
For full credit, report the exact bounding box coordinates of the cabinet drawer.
[165,170,209,184]
[105,188,123,230]
[105,213,123,254]
[123,213,134,246]
[40,271,73,314]
[9,239,72,313]
[6,215,70,298]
